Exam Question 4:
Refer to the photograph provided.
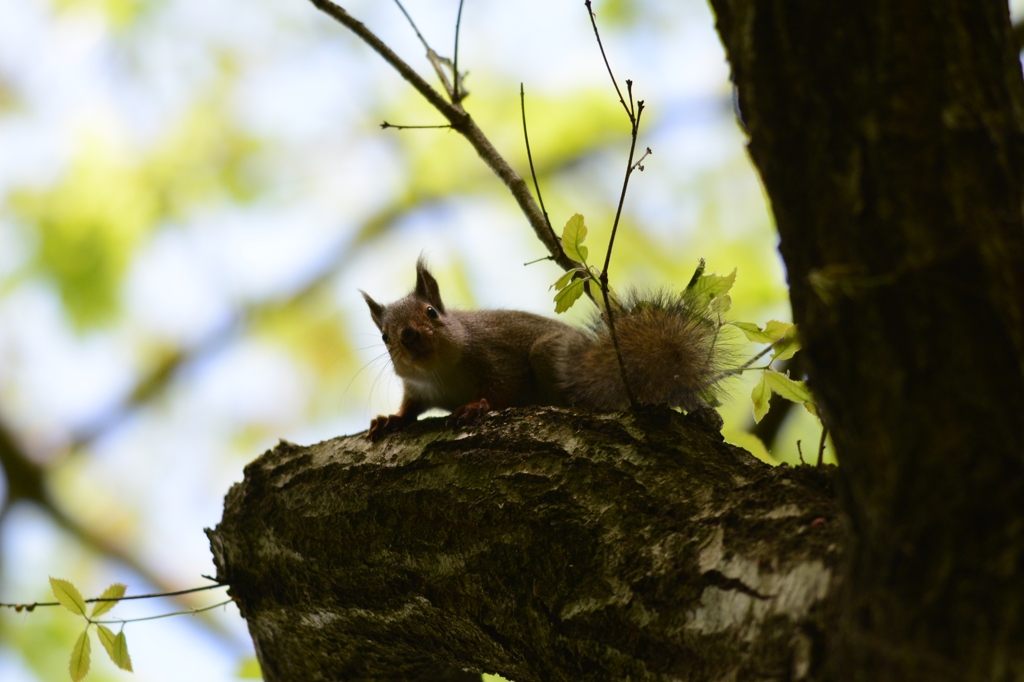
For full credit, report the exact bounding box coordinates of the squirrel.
[361,258,731,441]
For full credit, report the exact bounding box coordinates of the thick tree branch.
[209,407,840,681]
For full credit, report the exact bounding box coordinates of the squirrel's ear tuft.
[360,290,385,329]
[415,258,446,314]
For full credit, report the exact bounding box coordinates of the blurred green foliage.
[8,91,262,329]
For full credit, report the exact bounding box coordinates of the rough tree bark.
[209,407,840,680]
[708,0,1024,679]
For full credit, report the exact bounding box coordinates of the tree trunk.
[708,0,1024,679]
[208,407,840,681]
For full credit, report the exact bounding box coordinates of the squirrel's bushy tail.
[557,290,734,411]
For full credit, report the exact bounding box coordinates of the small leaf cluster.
[551,215,739,322]
[50,577,134,681]
[551,213,601,313]
[728,321,815,422]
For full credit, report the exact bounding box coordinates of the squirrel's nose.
[400,326,420,347]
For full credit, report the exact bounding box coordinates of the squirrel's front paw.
[447,398,492,428]
[367,414,410,441]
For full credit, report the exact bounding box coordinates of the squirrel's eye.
[426,307,439,319]
[381,333,390,344]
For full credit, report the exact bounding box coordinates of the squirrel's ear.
[415,258,446,313]
[360,290,385,329]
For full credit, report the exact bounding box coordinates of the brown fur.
[362,261,732,439]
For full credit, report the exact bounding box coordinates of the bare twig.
[452,0,466,103]
[817,425,829,467]
[632,147,652,171]
[599,281,636,407]
[597,100,646,409]
[381,122,452,130]
[585,0,633,122]
[392,0,431,53]
[94,599,234,625]
[717,344,775,379]
[583,0,651,407]
[797,440,805,465]
[602,102,644,282]
[308,0,576,272]
[0,582,227,611]
[520,84,553,238]
[392,0,455,98]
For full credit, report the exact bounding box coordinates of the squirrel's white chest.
[403,367,477,410]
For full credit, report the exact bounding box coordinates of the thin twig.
[597,99,646,407]
[599,281,637,407]
[817,425,829,467]
[520,84,553,238]
[93,599,234,625]
[585,0,648,405]
[602,100,643,280]
[523,256,553,266]
[392,0,430,52]
[381,122,452,130]
[0,582,228,611]
[452,0,466,103]
[392,0,454,98]
[632,147,652,171]
[308,0,576,273]
[717,344,775,380]
[584,0,633,122]
[797,440,805,465]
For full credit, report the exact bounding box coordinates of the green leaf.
[560,213,589,264]
[69,629,91,682]
[764,370,814,403]
[96,625,133,672]
[771,325,801,362]
[90,583,126,618]
[112,631,133,671]
[554,278,586,313]
[50,577,87,617]
[804,401,819,418]
[751,373,771,424]
[96,625,117,661]
[710,294,732,315]
[730,319,792,344]
[730,321,767,342]
[688,268,736,307]
[551,269,575,292]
